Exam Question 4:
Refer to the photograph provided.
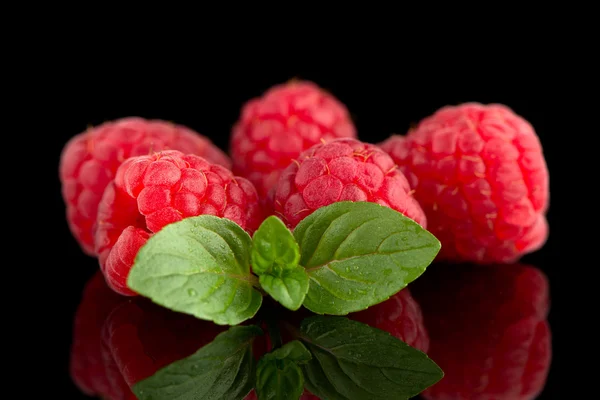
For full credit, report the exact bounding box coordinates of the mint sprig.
[128,202,440,323]
[251,216,309,311]
[132,325,262,400]
[127,216,263,325]
[255,340,312,400]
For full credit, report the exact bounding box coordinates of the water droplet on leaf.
[188,288,197,296]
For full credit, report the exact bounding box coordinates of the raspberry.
[60,117,231,256]
[69,272,128,398]
[411,263,551,400]
[350,287,429,353]
[380,103,549,263]
[272,138,426,229]
[95,150,262,296]
[230,80,357,198]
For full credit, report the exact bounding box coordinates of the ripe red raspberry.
[272,138,426,229]
[350,287,429,353]
[411,263,551,400]
[380,103,549,263]
[95,150,262,296]
[60,117,231,256]
[230,80,357,198]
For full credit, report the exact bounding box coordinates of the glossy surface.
[67,260,554,399]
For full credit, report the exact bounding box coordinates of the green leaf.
[132,325,262,400]
[263,340,312,363]
[293,201,440,315]
[298,316,443,400]
[256,341,312,400]
[251,216,300,275]
[127,215,263,326]
[259,268,309,311]
[251,216,308,310]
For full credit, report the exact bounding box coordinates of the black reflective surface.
[42,67,560,399]
[64,260,555,400]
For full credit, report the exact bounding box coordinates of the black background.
[41,62,561,399]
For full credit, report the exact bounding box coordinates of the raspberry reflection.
[411,263,551,400]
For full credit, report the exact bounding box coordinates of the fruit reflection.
[411,263,551,400]
[70,263,551,400]
[69,272,226,399]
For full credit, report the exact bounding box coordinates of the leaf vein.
[195,228,248,274]
[311,262,372,285]
[280,277,293,304]
[218,280,240,317]
[196,277,226,302]
[311,347,353,400]
[332,216,382,258]
[305,242,435,274]
[144,266,256,284]
[182,232,223,267]
[305,211,353,267]
[375,231,401,252]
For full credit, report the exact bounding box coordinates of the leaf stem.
[267,319,283,351]
[281,320,334,357]
[250,273,265,294]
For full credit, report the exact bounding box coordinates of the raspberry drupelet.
[380,103,549,263]
[230,80,357,198]
[95,150,262,296]
[272,138,426,230]
[60,117,231,256]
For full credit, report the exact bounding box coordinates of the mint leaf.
[127,216,262,325]
[251,216,300,275]
[258,269,309,311]
[293,202,440,315]
[298,316,443,400]
[132,325,262,400]
[256,341,311,400]
[251,216,308,310]
[262,340,312,363]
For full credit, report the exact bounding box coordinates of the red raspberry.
[95,150,262,296]
[380,103,549,263]
[230,80,357,198]
[411,263,551,400]
[350,287,429,353]
[272,138,426,229]
[60,117,231,256]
